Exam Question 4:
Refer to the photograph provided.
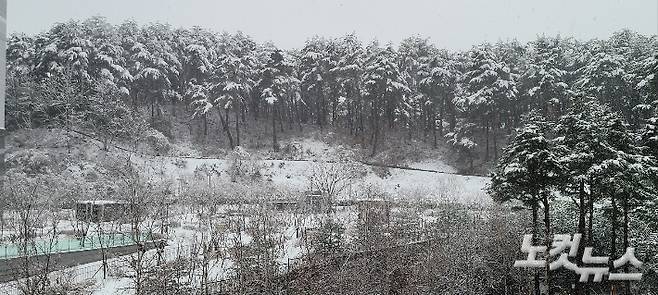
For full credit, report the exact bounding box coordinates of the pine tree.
[299,36,330,128]
[7,34,36,77]
[216,33,258,147]
[258,49,298,151]
[554,99,614,246]
[329,34,364,135]
[361,43,410,156]
[589,116,657,294]
[489,111,564,295]
[577,42,636,123]
[457,43,517,160]
[521,36,570,119]
[418,52,459,146]
[444,122,478,171]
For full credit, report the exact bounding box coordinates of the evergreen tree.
[457,43,518,160]
[521,36,570,119]
[361,43,410,156]
[489,111,564,295]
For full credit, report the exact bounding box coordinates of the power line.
[70,128,491,179]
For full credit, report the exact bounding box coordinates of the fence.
[0,233,155,260]
[0,263,100,295]
[0,240,308,294]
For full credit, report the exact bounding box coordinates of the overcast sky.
[7,0,658,50]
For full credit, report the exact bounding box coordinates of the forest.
[4,17,655,167]
[1,16,658,295]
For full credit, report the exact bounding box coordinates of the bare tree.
[308,161,365,202]
[104,158,159,295]
[3,173,61,295]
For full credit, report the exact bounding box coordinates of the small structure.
[303,190,331,213]
[269,199,299,211]
[75,200,128,223]
[356,199,391,225]
[334,199,355,207]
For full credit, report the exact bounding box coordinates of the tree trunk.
[493,112,498,160]
[532,200,540,295]
[294,98,301,131]
[485,117,490,161]
[279,104,285,132]
[150,92,155,123]
[203,115,208,140]
[235,103,241,146]
[438,95,445,136]
[610,193,618,295]
[171,95,177,117]
[447,99,456,131]
[586,180,595,295]
[576,179,586,295]
[317,87,324,130]
[542,195,553,295]
[371,101,379,157]
[432,104,438,148]
[272,104,279,152]
[217,108,234,149]
[588,179,595,246]
[332,93,338,126]
[578,180,586,237]
[623,194,631,295]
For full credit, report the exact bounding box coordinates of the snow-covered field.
[131,154,490,204]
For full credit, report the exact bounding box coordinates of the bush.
[5,148,54,175]
[227,146,262,182]
[144,130,171,156]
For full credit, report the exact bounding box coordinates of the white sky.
[7,0,658,50]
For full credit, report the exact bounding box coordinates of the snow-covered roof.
[355,198,389,203]
[76,200,127,205]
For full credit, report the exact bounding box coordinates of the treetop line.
[4,18,656,170]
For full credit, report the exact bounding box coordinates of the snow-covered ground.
[1,130,491,294]
[131,155,490,204]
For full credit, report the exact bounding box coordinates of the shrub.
[144,130,171,156]
[227,146,262,182]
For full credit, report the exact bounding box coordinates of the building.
[269,199,299,211]
[75,200,128,223]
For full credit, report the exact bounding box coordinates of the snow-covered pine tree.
[576,41,636,123]
[489,110,564,295]
[216,33,258,147]
[398,36,436,139]
[554,99,614,244]
[418,51,459,146]
[258,48,298,151]
[299,36,330,128]
[329,34,364,135]
[361,43,410,156]
[83,17,133,95]
[457,43,518,160]
[444,121,478,171]
[522,36,570,119]
[6,33,36,77]
[589,116,657,284]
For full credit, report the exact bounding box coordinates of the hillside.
[3,126,490,204]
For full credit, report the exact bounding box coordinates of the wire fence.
[0,263,100,295]
[0,233,310,294]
